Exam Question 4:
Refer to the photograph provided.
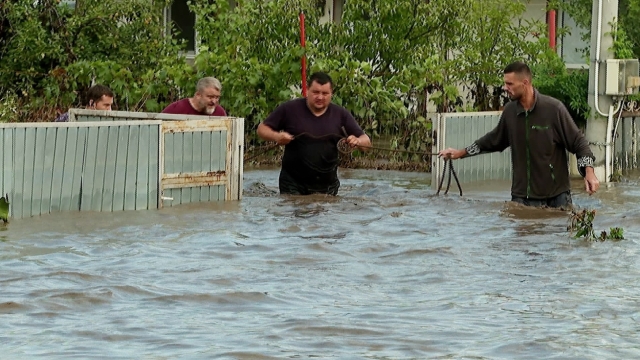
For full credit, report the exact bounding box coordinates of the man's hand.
[277,132,294,145]
[438,147,466,160]
[584,167,600,195]
[346,135,360,148]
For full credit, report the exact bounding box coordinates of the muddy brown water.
[2,168,639,359]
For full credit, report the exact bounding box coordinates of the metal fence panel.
[432,112,512,189]
[0,129,13,217]
[161,122,228,206]
[1,111,244,219]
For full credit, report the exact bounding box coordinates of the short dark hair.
[307,72,333,89]
[86,84,114,106]
[503,61,532,79]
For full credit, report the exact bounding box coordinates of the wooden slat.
[13,128,26,218]
[0,120,161,128]
[124,125,140,211]
[198,132,210,202]
[81,127,99,211]
[231,118,244,200]
[24,129,38,217]
[68,127,86,212]
[101,126,119,211]
[112,126,128,211]
[1,129,13,212]
[172,131,184,204]
[40,127,56,215]
[162,171,227,189]
[162,120,227,134]
[148,125,160,209]
[182,132,193,203]
[50,127,67,212]
[136,125,151,210]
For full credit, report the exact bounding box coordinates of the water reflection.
[1,168,639,359]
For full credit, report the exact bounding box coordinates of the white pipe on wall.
[605,104,615,181]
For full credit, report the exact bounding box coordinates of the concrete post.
[586,0,618,182]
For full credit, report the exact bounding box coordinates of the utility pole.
[586,0,618,183]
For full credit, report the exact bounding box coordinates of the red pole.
[300,11,307,97]
[548,9,556,51]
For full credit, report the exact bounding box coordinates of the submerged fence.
[431,112,511,190]
[431,110,640,190]
[0,110,244,220]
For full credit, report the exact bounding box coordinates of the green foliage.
[1,0,589,167]
[531,50,590,128]
[608,21,635,59]
[457,0,548,110]
[557,0,592,31]
[189,0,323,141]
[560,0,640,60]
[569,209,625,241]
[0,0,184,120]
[619,0,640,58]
[0,194,8,224]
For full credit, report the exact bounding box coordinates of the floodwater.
[2,168,640,359]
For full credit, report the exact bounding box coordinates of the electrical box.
[605,59,640,96]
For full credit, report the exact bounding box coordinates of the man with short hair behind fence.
[54,84,114,122]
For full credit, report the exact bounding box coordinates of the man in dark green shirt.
[438,61,600,208]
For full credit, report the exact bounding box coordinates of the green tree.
[0,0,184,121]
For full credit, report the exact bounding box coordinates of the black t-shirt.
[263,98,365,185]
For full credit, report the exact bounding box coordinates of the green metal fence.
[0,110,244,219]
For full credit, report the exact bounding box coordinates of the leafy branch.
[568,209,625,241]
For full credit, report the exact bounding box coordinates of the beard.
[204,106,216,115]
[507,92,521,101]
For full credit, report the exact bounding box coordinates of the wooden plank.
[0,120,161,128]
[172,131,185,205]
[231,118,244,200]
[101,126,119,211]
[0,129,12,196]
[162,171,227,189]
[50,127,67,212]
[41,127,57,215]
[209,130,223,201]
[181,132,193,203]
[225,122,233,201]
[148,124,160,209]
[192,131,203,203]
[124,125,140,211]
[187,132,198,202]
[111,125,129,211]
[162,120,227,133]
[157,122,164,209]
[136,125,151,210]
[68,127,86,212]
[0,129,4,196]
[13,128,26,218]
[23,128,38,217]
[69,108,235,122]
[201,131,213,202]
[81,127,100,211]
[1,129,13,217]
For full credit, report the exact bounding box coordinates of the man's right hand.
[277,132,294,145]
[438,148,466,160]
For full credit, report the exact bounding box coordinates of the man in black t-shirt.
[257,72,372,195]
